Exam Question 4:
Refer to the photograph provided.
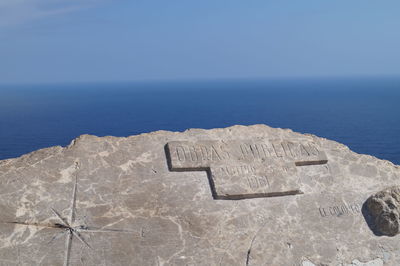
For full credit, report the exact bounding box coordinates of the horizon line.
[1,74,400,87]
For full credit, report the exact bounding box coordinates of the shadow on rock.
[362,200,383,236]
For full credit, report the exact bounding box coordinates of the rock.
[367,186,400,236]
[0,124,400,265]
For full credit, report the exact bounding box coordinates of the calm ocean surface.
[0,78,399,164]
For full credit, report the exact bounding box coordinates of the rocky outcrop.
[367,186,400,236]
[0,124,399,265]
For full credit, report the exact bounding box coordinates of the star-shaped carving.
[5,162,136,266]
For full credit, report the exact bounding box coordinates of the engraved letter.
[319,208,327,217]
[176,146,186,161]
[272,142,284,157]
[189,146,198,161]
[211,145,222,161]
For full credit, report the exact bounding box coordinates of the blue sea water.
[0,77,399,165]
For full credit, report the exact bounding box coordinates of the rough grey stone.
[0,124,399,265]
[366,186,400,236]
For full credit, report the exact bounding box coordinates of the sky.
[1,1,400,84]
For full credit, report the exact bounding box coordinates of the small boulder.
[366,186,400,236]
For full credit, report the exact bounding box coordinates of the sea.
[0,77,399,165]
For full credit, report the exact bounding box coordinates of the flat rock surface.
[0,124,399,266]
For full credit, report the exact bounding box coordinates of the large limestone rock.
[0,124,399,265]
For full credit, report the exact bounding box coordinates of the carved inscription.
[319,202,362,218]
[174,144,229,162]
[168,140,327,166]
[238,141,322,164]
[247,175,270,190]
[165,139,328,199]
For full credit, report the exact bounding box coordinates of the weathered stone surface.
[0,124,399,265]
[366,186,400,236]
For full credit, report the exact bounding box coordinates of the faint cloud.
[0,0,103,27]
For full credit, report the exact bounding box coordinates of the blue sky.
[1,1,399,84]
